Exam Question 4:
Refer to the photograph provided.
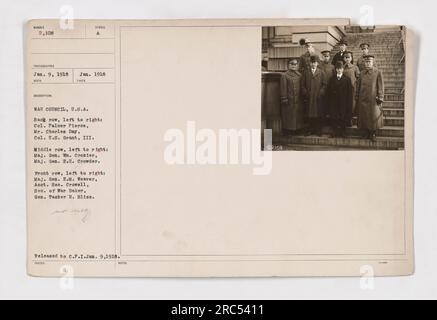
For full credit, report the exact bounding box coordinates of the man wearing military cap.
[355,55,385,141]
[298,38,321,74]
[319,50,335,125]
[343,51,360,119]
[280,58,305,134]
[357,43,377,71]
[332,40,349,66]
[319,50,335,82]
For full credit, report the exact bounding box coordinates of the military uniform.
[357,55,378,71]
[343,62,360,115]
[280,70,304,131]
[356,67,385,132]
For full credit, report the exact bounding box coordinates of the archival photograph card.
[26,19,414,277]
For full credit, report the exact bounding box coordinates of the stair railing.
[399,26,406,64]
[399,26,406,94]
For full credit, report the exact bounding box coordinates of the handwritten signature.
[51,208,91,223]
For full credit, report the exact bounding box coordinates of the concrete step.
[384,82,405,89]
[346,38,402,42]
[376,64,405,68]
[379,70,405,75]
[344,45,402,49]
[373,60,405,64]
[345,125,404,138]
[332,54,404,61]
[383,101,404,108]
[379,73,405,78]
[346,39,402,42]
[384,108,404,117]
[383,77,405,81]
[348,53,404,58]
[346,36,401,42]
[274,134,404,150]
[385,117,404,126]
[339,40,402,45]
[346,47,403,51]
[333,50,403,56]
[385,87,404,94]
[343,39,402,44]
[346,33,402,37]
[385,94,404,101]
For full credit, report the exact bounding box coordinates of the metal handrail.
[399,26,406,63]
[399,26,406,94]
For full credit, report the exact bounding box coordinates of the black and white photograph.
[262,25,406,151]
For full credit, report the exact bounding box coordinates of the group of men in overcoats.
[279,38,385,141]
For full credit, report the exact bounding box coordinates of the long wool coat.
[301,68,327,118]
[280,70,304,130]
[356,67,385,130]
[343,62,360,114]
[326,75,353,123]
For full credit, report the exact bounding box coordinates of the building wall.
[263,26,346,71]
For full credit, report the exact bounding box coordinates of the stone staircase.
[275,30,405,150]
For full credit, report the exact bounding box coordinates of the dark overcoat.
[326,75,353,122]
[301,68,327,118]
[280,70,304,130]
[356,67,385,130]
